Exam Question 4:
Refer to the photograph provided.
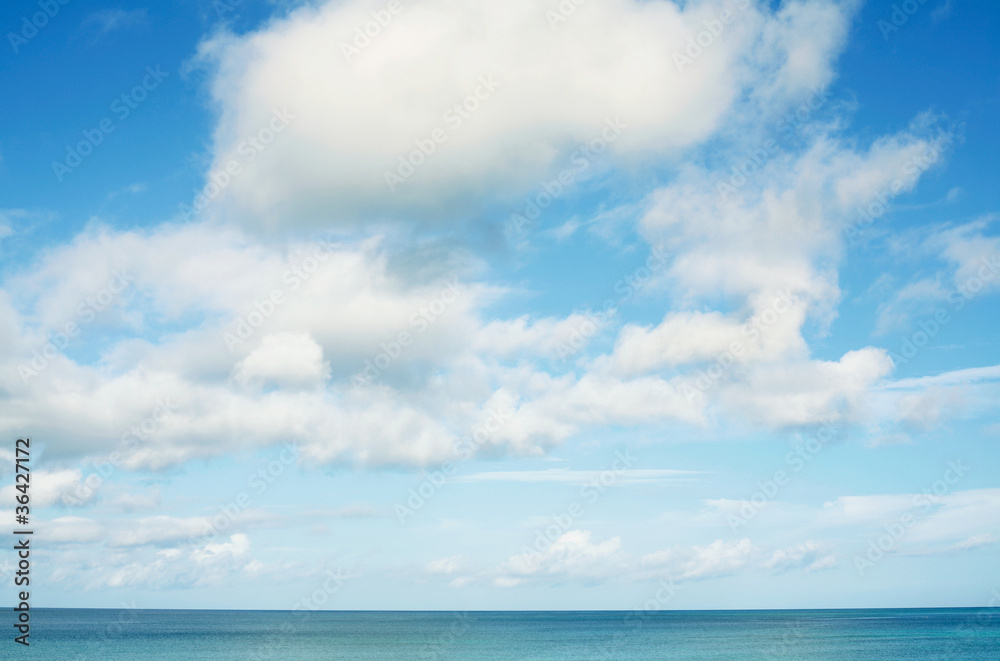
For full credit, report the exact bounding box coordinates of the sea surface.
[20,608,1000,660]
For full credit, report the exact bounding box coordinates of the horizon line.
[27,605,994,612]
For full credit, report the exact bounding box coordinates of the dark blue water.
[17,608,1000,660]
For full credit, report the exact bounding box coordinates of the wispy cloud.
[82,8,149,42]
[107,182,148,200]
[455,468,703,485]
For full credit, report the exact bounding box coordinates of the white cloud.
[764,541,836,573]
[0,469,90,508]
[0,225,478,467]
[894,387,966,431]
[494,530,625,586]
[932,217,1000,292]
[0,212,911,469]
[107,515,216,547]
[636,123,946,308]
[100,534,257,589]
[191,533,250,564]
[37,516,107,544]
[950,534,998,552]
[720,348,894,427]
[867,364,1000,435]
[642,538,759,580]
[426,555,465,575]
[797,488,1000,555]
[472,314,606,360]
[233,331,331,389]
[0,0,975,483]
[444,531,848,589]
[82,9,149,40]
[884,364,1000,391]
[100,486,163,512]
[609,293,808,376]
[874,217,999,331]
[491,372,705,454]
[820,493,919,526]
[456,468,698,484]
[194,0,860,229]
[585,117,950,431]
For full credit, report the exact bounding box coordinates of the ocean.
[21,608,1000,660]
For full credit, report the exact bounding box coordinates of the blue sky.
[1,0,999,611]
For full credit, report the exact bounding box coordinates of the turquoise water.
[21,608,1000,660]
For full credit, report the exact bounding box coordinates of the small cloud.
[494,530,625,585]
[101,486,163,512]
[232,332,331,390]
[38,516,107,544]
[931,0,954,21]
[950,534,998,552]
[333,503,381,518]
[765,541,836,573]
[107,182,148,200]
[82,9,150,41]
[866,272,896,297]
[896,387,965,432]
[0,469,93,507]
[0,209,31,241]
[547,218,581,241]
[865,432,911,449]
[643,538,758,581]
[426,555,465,575]
[192,533,250,564]
[0,208,53,242]
[456,468,700,485]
